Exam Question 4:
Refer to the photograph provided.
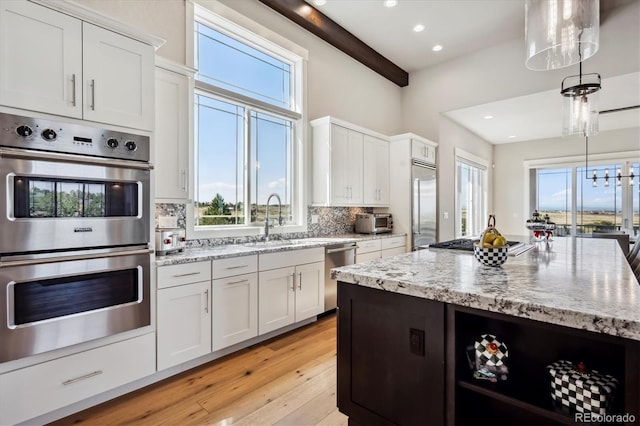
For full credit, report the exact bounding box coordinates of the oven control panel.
[0,112,150,162]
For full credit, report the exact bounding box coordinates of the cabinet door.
[157,281,211,370]
[212,273,258,351]
[155,67,189,200]
[329,125,350,205]
[346,130,364,204]
[363,135,389,206]
[83,23,154,130]
[258,267,295,335]
[294,261,325,321]
[0,1,82,118]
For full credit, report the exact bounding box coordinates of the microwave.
[355,213,393,234]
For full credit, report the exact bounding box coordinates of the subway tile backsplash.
[154,203,373,248]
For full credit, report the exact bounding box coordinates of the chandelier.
[584,136,636,187]
[525,0,599,71]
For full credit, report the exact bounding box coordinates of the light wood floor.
[51,313,346,426]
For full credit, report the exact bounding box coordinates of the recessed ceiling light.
[508,135,516,139]
[432,45,443,52]
[413,24,425,32]
[384,0,398,7]
[313,0,327,5]
[483,115,494,120]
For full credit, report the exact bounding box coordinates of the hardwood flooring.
[51,314,345,426]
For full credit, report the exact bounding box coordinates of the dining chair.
[591,233,630,257]
[627,239,640,263]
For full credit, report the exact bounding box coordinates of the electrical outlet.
[443,212,449,220]
[311,214,319,224]
[409,328,425,356]
[158,215,178,228]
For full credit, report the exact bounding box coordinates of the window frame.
[186,3,308,239]
[454,148,489,238]
[524,150,639,237]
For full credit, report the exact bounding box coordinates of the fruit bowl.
[474,244,508,267]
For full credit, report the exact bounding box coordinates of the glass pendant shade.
[525,0,600,70]
[561,72,600,136]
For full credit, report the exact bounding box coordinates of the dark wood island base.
[337,282,640,426]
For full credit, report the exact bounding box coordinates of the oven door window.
[12,268,141,326]
[374,217,388,228]
[13,177,138,218]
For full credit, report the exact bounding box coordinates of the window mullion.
[243,109,251,227]
[571,167,577,236]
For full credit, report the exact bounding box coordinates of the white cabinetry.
[0,333,155,426]
[311,116,389,207]
[412,139,437,164]
[157,261,212,370]
[0,1,155,131]
[211,255,258,351]
[356,236,407,262]
[258,248,324,335]
[154,59,194,200]
[363,135,390,205]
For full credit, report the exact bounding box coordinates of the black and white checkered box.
[547,360,619,415]
[474,334,509,367]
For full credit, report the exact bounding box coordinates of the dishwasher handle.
[326,245,357,254]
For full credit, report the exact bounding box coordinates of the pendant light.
[560,62,601,137]
[525,0,600,71]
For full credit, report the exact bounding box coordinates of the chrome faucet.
[264,193,283,241]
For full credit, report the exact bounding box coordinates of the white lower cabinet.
[212,273,258,351]
[357,236,407,262]
[258,248,324,335]
[0,333,155,426]
[157,261,212,370]
[381,236,408,258]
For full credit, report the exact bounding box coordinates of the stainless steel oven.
[0,112,152,363]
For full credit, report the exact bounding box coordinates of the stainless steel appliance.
[156,228,186,256]
[412,160,437,250]
[324,242,356,311]
[0,112,152,363]
[355,213,393,234]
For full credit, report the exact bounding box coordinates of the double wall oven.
[0,112,152,363]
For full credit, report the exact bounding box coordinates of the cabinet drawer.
[356,239,381,254]
[381,236,406,250]
[157,260,211,289]
[381,247,407,258]
[0,333,155,425]
[357,251,382,263]
[259,247,324,271]
[212,255,258,279]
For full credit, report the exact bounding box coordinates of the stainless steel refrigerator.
[412,160,437,250]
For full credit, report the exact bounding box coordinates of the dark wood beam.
[258,0,409,87]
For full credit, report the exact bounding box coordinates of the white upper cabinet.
[412,139,437,164]
[82,23,154,131]
[363,135,390,206]
[0,1,82,118]
[311,116,387,207]
[154,61,194,201]
[0,1,155,131]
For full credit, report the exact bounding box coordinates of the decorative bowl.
[473,244,508,267]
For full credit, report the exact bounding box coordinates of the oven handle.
[0,248,154,268]
[0,147,153,171]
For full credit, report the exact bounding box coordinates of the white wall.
[493,127,640,236]
[403,0,639,241]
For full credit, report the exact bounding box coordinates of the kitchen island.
[332,237,640,425]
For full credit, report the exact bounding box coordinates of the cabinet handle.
[71,74,76,107]
[298,272,302,290]
[291,273,296,291]
[90,79,96,110]
[226,278,249,285]
[62,370,103,386]
[172,272,201,278]
[181,170,187,192]
[204,289,209,313]
[225,264,249,270]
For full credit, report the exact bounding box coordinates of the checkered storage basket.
[547,360,619,415]
[473,244,508,267]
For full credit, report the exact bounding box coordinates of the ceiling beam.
[258,0,409,87]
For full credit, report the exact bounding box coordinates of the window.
[191,6,303,235]
[530,158,639,237]
[455,149,488,238]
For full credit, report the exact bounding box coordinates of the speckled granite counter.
[155,233,405,266]
[332,236,640,340]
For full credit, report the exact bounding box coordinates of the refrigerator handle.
[416,179,421,234]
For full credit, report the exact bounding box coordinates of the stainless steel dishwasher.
[324,242,357,312]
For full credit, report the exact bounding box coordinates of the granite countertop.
[155,233,406,266]
[332,237,640,341]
